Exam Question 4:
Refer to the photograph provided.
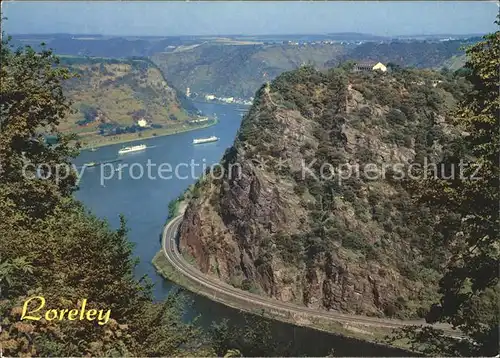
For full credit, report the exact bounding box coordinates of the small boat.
[193,136,219,145]
[90,147,98,152]
[118,144,146,154]
[85,161,98,167]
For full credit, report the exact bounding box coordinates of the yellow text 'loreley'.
[20,296,111,325]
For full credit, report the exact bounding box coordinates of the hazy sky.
[2,1,498,36]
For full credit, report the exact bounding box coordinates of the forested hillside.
[179,65,469,319]
[177,28,498,356]
[340,38,479,69]
[152,43,345,98]
[0,39,213,356]
[58,57,200,147]
[152,39,474,99]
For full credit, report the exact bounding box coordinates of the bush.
[342,233,368,251]
[241,278,253,291]
[76,104,99,126]
[275,233,304,264]
[386,108,407,124]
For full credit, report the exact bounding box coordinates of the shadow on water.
[178,288,418,357]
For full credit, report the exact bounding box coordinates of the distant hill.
[9,34,201,58]
[151,43,346,98]
[393,33,486,40]
[10,32,481,60]
[337,38,479,69]
[326,32,390,41]
[59,57,200,147]
[10,34,479,103]
[152,39,478,99]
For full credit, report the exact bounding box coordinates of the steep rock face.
[179,67,467,318]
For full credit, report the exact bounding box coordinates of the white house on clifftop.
[354,62,387,72]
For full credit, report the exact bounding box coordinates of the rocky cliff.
[178,66,468,319]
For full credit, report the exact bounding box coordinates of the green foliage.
[346,38,480,69]
[0,41,79,220]
[168,196,182,219]
[342,232,372,253]
[77,103,99,126]
[209,316,292,357]
[0,37,209,356]
[0,257,34,295]
[274,233,305,264]
[401,23,500,356]
[386,108,407,124]
[228,58,474,321]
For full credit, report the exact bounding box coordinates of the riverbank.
[152,250,417,355]
[153,181,412,351]
[192,99,251,110]
[78,119,217,150]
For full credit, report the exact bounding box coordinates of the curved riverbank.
[154,215,427,353]
[78,119,218,150]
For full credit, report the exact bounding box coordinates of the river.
[75,102,243,298]
[74,102,413,356]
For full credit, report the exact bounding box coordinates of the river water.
[74,102,413,356]
[75,102,243,298]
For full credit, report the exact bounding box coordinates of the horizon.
[6,31,490,38]
[2,1,497,37]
